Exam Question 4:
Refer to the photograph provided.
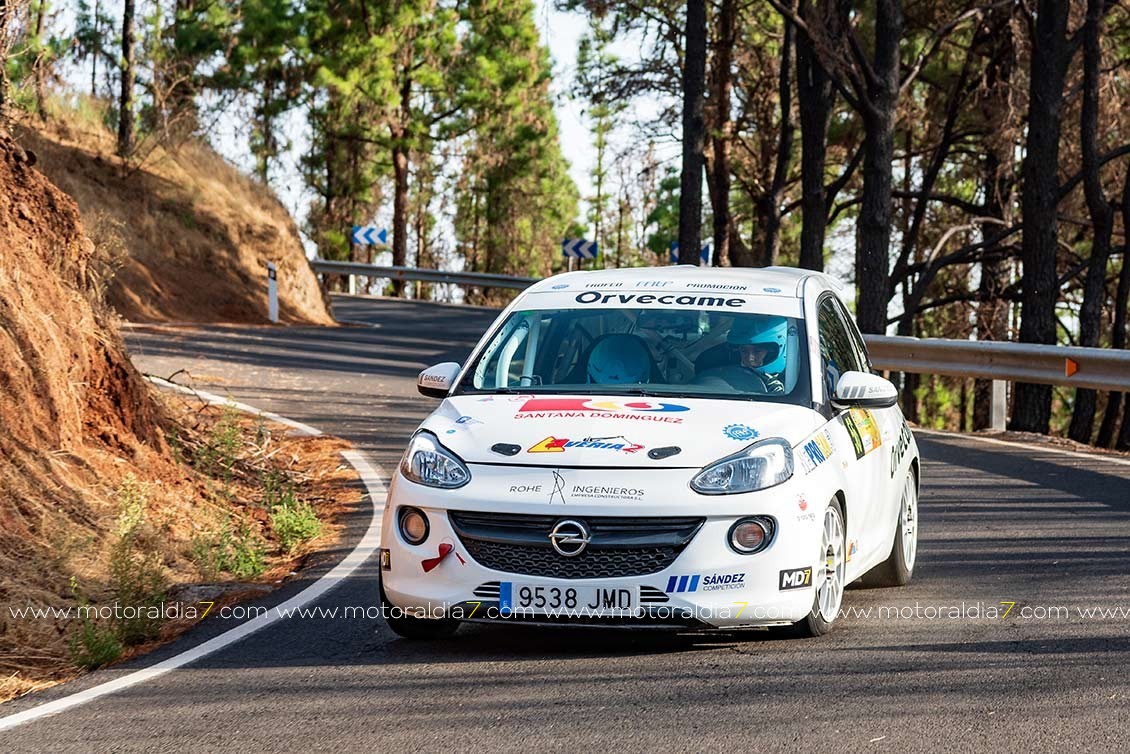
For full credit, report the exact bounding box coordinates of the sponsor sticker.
[796,495,816,522]
[723,423,759,442]
[664,572,746,594]
[799,430,834,474]
[567,484,644,502]
[537,469,643,502]
[843,408,882,459]
[515,398,689,423]
[890,421,912,476]
[527,435,644,454]
[779,567,813,590]
[574,291,746,308]
[686,282,747,291]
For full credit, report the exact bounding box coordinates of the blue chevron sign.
[668,242,712,265]
[562,238,599,259]
[351,225,388,246]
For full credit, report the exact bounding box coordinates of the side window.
[817,298,863,400]
[832,297,872,372]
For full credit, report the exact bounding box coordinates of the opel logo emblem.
[549,519,590,557]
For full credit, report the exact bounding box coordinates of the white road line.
[146,376,324,437]
[0,403,387,732]
[916,428,1130,468]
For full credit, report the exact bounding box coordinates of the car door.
[831,296,907,536]
[815,295,886,568]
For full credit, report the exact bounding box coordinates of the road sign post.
[351,225,389,246]
[562,239,598,267]
[668,242,712,265]
[267,262,279,323]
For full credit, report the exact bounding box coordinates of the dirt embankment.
[0,135,353,701]
[0,133,172,685]
[16,109,332,325]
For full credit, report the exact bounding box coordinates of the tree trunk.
[709,0,735,268]
[678,0,707,265]
[0,0,9,126]
[1011,0,1070,433]
[167,0,199,136]
[117,0,136,158]
[795,0,840,272]
[760,17,795,267]
[1113,169,1130,450]
[972,5,1017,430]
[32,0,45,120]
[391,143,409,296]
[1097,170,1130,448]
[1068,0,1114,444]
[854,0,901,334]
[91,0,99,96]
[390,74,411,297]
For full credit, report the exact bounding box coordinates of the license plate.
[499,582,639,618]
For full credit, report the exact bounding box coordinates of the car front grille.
[449,511,704,579]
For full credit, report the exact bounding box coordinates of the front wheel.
[791,497,846,638]
[380,578,460,640]
[861,470,918,588]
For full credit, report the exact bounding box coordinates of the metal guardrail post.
[991,380,1007,431]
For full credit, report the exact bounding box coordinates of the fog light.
[398,507,429,545]
[728,517,775,554]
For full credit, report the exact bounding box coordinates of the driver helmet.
[587,334,651,384]
[727,314,789,374]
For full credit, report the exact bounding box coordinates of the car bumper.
[380,466,825,629]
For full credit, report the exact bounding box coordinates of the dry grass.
[14,97,332,325]
[0,394,358,703]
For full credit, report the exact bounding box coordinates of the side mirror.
[417,362,462,398]
[832,371,898,410]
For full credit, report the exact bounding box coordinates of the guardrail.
[310,260,537,290]
[863,335,1130,393]
[312,261,1130,429]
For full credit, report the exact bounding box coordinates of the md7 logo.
[779,567,813,590]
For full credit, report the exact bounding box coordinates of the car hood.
[419,394,822,468]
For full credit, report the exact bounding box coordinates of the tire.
[861,470,919,588]
[790,497,847,638]
[380,578,460,640]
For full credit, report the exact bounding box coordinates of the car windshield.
[457,307,811,407]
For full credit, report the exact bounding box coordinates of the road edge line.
[0,392,387,733]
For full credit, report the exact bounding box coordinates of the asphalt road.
[2,294,1129,752]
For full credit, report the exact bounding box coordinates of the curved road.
[2,294,1129,752]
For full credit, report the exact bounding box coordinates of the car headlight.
[399,432,471,489]
[690,438,794,495]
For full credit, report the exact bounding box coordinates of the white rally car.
[379,266,919,638]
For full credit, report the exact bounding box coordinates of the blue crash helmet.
[727,314,790,374]
[587,334,651,384]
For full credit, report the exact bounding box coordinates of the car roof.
[524,265,846,300]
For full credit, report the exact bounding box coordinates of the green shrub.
[190,517,267,580]
[67,578,122,670]
[264,472,322,553]
[195,405,242,482]
[109,477,167,645]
